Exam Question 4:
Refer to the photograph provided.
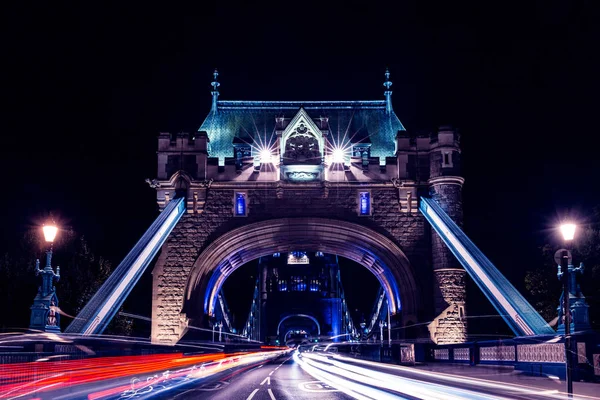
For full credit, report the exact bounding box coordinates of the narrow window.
[278,279,287,292]
[309,279,320,292]
[234,192,247,216]
[359,191,371,216]
[442,152,453,167]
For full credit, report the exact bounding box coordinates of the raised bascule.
[67,69,553,345]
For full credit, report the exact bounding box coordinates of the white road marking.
[298,381,340,393]
[261,376,271,385]
[247,388,259,400]
[268,388,276,400]
[269,371,274,376]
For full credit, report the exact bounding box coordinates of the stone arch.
[182,218,419,331]
[277,314,321,336]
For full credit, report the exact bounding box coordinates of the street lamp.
[217,321,223,342]
[30,222,61,333]
[558,223,575,397]
[360,322,366,341]
[379,320,387,347]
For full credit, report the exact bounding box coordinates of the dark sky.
[3,2,599,334]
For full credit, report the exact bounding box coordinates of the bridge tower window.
[234,192,247,216]
[309,279,320,292]
[358,191,371,216]
[291,276,306,291]
[278,279,288,292]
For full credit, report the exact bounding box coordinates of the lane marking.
[246,388,259,400]
[269,371,274,376]
[257,364,263,368]
[260,376,271,385]
[298,381,340,393]
[267,388,276,400]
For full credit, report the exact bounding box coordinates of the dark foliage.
[0,229,132,335]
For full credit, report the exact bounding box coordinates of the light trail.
[295,351,594,400]
[0,349,290,399]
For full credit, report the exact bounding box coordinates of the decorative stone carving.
[322,181,330,199]
[145,178,161,188]
[276,182,284,199]
[285,171,319,181]
[282,124,321,164]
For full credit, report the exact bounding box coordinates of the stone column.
[428,126,467,344]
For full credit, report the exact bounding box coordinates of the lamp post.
[360,322,366,341]
[217,321,223,342]
[379,320,387,347]
[30,223,61,333]
[558,223,575,398]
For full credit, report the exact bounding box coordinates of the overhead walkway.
[419,197,554,336]
[66,197,186,335]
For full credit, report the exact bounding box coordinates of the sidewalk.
[412,363,600,399]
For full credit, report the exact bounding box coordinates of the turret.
[427,126,467,344]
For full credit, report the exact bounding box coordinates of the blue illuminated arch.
[182,218,419,328]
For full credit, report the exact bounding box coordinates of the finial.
[383,68,392,90]
[211,68,220,112]
[383,68,393,114]
[211,69,220,90]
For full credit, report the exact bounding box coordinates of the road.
[6,350,599,399]
[165,355,350,400]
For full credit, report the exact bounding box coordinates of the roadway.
[5,350,599,399]
[160,355,350,400]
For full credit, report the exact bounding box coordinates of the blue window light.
[235,192,247,216]
[359,191,371,215]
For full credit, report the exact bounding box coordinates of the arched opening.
[277,314,321,336]
[181,218,420,337]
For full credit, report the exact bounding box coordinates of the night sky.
[3,2,598,335]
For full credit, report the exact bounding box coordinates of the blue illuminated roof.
[199,100,405,162]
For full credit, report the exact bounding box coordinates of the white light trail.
[424,202,535,336]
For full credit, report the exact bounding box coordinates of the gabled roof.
[199,100,405,162]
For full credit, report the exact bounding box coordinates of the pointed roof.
[199,100,405,163]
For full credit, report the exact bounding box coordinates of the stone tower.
[427,126,467,344]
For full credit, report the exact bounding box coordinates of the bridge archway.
[182,218,419,332]
[277,314,321,336]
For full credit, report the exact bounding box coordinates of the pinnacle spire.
[211,69,220,112]
[383,68,393,114]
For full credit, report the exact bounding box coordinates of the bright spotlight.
[560,223,576,241]
[332,148,345,163]
[260,149,272,163]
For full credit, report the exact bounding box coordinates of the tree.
[525,207,600,331]
[0,228,133,335]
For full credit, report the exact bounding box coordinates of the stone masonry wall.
[152,185,432,344]
[428,181,467,343]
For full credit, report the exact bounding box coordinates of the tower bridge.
[67,70,553,345]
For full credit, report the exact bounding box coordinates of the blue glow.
[278,280,287,292]
[235,192,246,216]
[420,196,553,336]
[359,192,370,215]
[309,279,320,292]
